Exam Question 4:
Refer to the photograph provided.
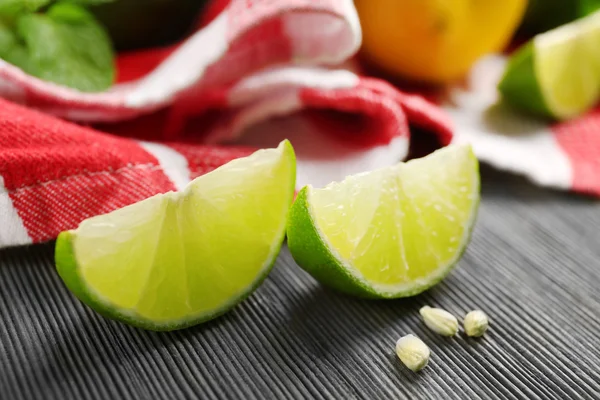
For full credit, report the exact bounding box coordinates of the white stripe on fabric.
[125,11,229,108]
[235,113,409,190]
[283,2,361,65]
[297,135,409,189]
[0,75,26,104]
[444,55,572,189]
[341,0,362,50]
[139,142,191,191]
[209,89,303,144]
[228,67,359,106]
[0,176,32,247]
[451,122,573,189]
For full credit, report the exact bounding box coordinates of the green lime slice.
[56,140,296,331]
[286,145,480,299]
[499,10,600,120]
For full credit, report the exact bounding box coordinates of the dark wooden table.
[1,166,599,399]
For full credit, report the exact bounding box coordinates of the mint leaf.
[0,20,17,52]
[0,0,116,17]
[46,0,96,22]
[0,20,35,71]
[0,0,50,17]
[62,0,116,4]
[14,2,114,92]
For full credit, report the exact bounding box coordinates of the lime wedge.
[286,145,480,299]
[499,10,600,120]
[56,140,296,331]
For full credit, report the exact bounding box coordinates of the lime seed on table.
[420,306,459,337]
[464,310,490,337]
[395,334,430,372]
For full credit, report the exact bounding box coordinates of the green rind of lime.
[56,230,283,331]
[498,42,550,119]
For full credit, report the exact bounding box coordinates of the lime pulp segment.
[287,145,480,298]
[56,140,296,331]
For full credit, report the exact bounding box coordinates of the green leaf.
[0,19,36,72]
[0,0,50,17]
[0,20,17,53]
[62,0,117,5]
[13,2,115,92]
[46,0,96,22]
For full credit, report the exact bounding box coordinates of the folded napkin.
[444,55,600,195]
[0,0,598,248]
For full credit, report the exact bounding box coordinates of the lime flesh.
[286,145,480,299]
[56,140,296,331]
[500,10,600,120]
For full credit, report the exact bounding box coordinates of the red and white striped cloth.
[0,0,598,248]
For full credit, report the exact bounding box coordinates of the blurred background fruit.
[500,6,600,121]
[517,0,600,35]
[355,0,527,84]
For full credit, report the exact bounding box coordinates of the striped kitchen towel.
[0,0,598,248]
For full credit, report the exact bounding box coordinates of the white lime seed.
[395,334,430,372]
[464,310,489,337]
[420,306,459,337]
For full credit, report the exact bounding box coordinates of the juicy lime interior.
[308,145,479,291]
[66,141,295,325]
[535,11,600,118]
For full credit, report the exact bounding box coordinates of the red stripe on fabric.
[166,143,253,180]
[199,0,231,27]
[358,78,454,146]
[0,99,177,242]
[162,87,231,140]
[10,166,174,243]
[227,0,346,40]
[0,99,163,191]
[202,17,291,88]
[552,109,600,196]
[95,87,231,142]
[125,0,349,89]
[218,0,349,86]
[116,46,178,84]
[203,0,347,31]
[299,78,453,150]
[299,81,410,148]
[94,108,174,142]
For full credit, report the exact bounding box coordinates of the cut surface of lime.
[286,145,479,299]
[499,10,600,120]
[56,141,296,331]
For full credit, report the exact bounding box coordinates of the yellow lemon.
[355,0,527,84]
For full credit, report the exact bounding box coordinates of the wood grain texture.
[0,167,599,399]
